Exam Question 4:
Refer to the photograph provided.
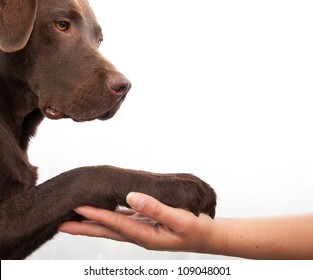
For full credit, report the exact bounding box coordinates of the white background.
[27,0,313,259]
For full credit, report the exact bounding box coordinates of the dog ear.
[0,0,38,53]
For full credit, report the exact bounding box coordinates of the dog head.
[0,0,131,121]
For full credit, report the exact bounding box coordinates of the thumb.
[126,192,190,230]
[126,192,161,219]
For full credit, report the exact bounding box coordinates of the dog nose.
[107,72,131,96]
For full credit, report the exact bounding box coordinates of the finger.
[74,206,156,237]
[126,192,195,231]
[72,206,174,247]
[74,206,136,229]
[58,220,134,243]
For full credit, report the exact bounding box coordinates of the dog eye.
[55,21,70,32]
[97,38,103,47]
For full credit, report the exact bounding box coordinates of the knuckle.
[110,213,122,232]
[146,201,162,220]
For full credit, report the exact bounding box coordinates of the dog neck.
[0,51,44,151]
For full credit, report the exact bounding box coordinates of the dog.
[0,0,216,259]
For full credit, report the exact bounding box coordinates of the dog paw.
[154,174,217,218]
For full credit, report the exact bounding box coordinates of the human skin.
[59,192,313,259]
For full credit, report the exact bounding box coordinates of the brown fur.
[0,0,216,259]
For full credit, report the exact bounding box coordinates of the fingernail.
[126,192,145,211]
[74,207,82,215]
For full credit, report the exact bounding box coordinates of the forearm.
[209,215,313,259]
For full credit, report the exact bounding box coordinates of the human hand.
[59,193,313,259]
[58,192,221,253]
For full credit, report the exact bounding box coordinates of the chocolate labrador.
[0,0,216,259]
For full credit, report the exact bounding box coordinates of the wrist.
[207,218,231,255]
[193,216,230,255]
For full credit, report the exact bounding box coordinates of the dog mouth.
[44,97,125,122]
